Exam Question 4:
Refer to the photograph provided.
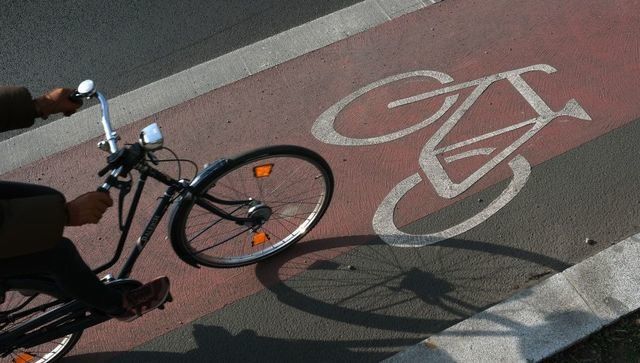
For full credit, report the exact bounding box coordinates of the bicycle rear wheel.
[0,288,81,363]
[170,145,333,267]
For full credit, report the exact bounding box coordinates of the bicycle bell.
[75,79,97,99]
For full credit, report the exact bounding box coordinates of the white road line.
[312,64,591,247]
[0,0,439,175]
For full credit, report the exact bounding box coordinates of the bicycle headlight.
[139,123,164,151]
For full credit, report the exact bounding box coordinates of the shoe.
[115,276,170,322]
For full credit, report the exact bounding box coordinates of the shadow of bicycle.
[65,234,574,362]
[64,323,418,363]
[252,234,572,334]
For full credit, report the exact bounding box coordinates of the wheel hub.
[247,203,272,225]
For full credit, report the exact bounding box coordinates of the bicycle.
[0,80,334,362]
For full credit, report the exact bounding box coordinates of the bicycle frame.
[0,154,269,353]
[95,157,261,279]
[0,84,266,355]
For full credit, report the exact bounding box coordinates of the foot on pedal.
[114,276,171,322]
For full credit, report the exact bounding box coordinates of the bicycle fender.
[168,159,229,267]
[189,159,229,192]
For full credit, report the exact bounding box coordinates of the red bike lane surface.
[2,0,639,358]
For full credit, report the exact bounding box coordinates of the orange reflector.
[252,232,270,246]
[14,353,35,363]
[253,164,274,178]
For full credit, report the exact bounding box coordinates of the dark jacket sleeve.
[0,86,65,257]
[0,86,38,132]
[0,194,67,258]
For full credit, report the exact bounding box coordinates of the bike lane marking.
[2,0,639,358]
[313,64,592,247]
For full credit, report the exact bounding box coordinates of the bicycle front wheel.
[170,145,334,268]
[0,288,82,363]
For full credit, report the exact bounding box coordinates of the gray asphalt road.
[0,0,363,140]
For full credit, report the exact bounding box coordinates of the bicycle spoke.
[186,203,246,244]
[272,213,313,221]
[270,215,296,237]
[187,216,227,244]
[239,229,252,258]
[264,162,307,199]
[187,223,247,246]
[254,170,266,203]
[268,200,323,207]
[265,176,323,201]
[271,215,302,228]
[0,291,77,363]
[264,187,325,205]
[215,180,250,201]
[261,225,286,245]
[194,226,253,255]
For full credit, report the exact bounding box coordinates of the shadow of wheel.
[255,235,572,334]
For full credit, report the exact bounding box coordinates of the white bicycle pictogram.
[312,64,591,247]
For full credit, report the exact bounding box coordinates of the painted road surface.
[2,0,640,361]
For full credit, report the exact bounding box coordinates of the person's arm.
[0,86,38,132]
[0,86,81,133]
[0,190,113,258]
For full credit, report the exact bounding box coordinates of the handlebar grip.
[97,173,119,192]
[68,91,84,105]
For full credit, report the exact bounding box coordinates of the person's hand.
[34,88,82,119]
[65,191,113,226]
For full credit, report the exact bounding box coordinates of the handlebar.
[71,79,123,191]
[72,79,120,154]
[73,80,164,192]
[97,167,122,192]
[96,142,147,192]
[96,92,119,154]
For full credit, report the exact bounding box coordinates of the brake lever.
[147,151,160,165]
[98,164,112,177]
[97,148,128,177]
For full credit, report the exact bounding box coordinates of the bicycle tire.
[0,288,82,363]
[169,145,334,268]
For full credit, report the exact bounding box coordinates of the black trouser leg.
[0,181,68,257]
[0,181,125,314]
[0,238,125,315]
